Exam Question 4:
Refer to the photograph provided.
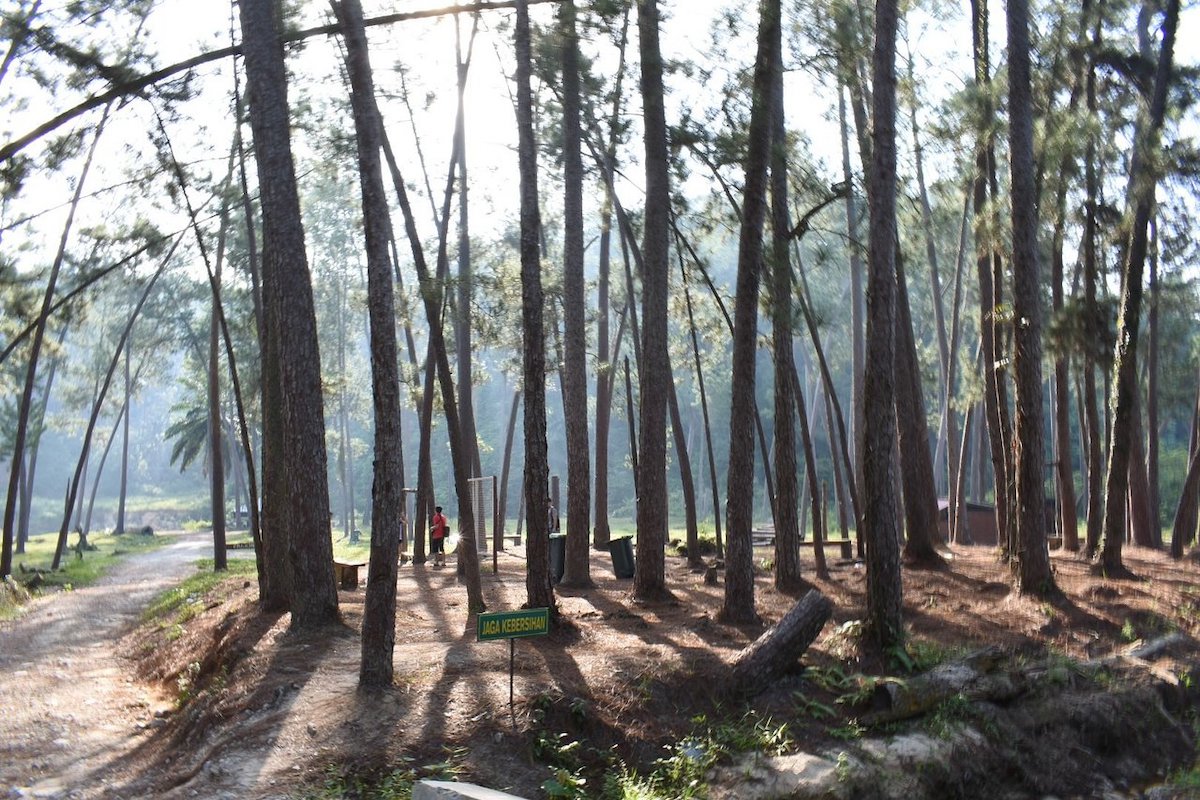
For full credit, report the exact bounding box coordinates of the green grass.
[142,557,257,626]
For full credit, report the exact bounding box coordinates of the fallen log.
[727,589,832,695]
[861,646,1024,726]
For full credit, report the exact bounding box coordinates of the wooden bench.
[751,528,775,548]
[333,560,368,589]
[803,536,857,560]
[751,530,857,560]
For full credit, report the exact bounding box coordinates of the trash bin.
[608,536,635,579]
[549,533,566,584]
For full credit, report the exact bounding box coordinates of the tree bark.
[1007,0,1055,594]
[727,590,832,695]
[558,0,593,589]
[239,0,339,628]
[768,12,802,593]
[332,0,407,687]
[863,0,905,651]
[633,0,673,604]
[1099,0,1179,575]
[719,0,778,625]
[515,0,553,613]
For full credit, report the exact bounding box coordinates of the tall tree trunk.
[3,103,110,579]
[333,0,407,686]
[116,337,131,535]
[863,0,905,651]
[1146,216,1161,546]
[632,0,673,603]
[1007,0,1055,593]
[240,0,338,628]
[839,79,866,513]
[894,250,946,567]
[559,0,593,589]
[592,6,630,553]
[498,390,521,537]
[667,362,701,569]
[209,201,228,571]
[53,259,168,570]
[453,13,483,481]
[515,0,553,613]
[719,0,778,625]
[1099,0,1179,575]
[18,331,65,553]
[768,17,803,592]
[683,278,723,559]
[1082,3,1105,559]
[904,45,951,493]
[1051,202,1080,552]
[970,0,1013,559]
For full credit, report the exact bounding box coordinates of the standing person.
[430,505,447,567]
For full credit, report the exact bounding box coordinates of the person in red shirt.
[430,505,447,567]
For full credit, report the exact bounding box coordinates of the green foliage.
[924,694,974,740]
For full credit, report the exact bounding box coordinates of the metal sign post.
[477,608,550,714]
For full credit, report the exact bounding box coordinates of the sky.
[4,0,1199,270]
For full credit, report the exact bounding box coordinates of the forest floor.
[3,531,1200,799]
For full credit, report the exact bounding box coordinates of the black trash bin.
[608,536,635,579]
[549,533,566,583]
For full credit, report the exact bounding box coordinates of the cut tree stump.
[727,589,832,695]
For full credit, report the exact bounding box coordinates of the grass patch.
[142,558,257,626]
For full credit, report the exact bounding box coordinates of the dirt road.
[0,532,214,799]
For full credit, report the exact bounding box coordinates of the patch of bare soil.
[18,541,1200,799]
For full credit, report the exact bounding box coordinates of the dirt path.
[0,531,213,799]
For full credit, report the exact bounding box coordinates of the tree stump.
[727,589,832,695]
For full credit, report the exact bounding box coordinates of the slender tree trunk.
[1146,215,1161,546]
[768,17,803,592]
[719,0,778,625]
[209,207,228,571]
[667,362,701,568]
[633,0,673,604]
[18,332,65,552]
[971,0,1013,558]
[840,80,866,511]
[1051,209,1080,552]
[1007,0,1055,593]
[904,45,951,493]
[453,14,483,481]
[1082,4,1105,560]
[498,390,521,536]
[863,0,905,651]
[591,7,629,553]
[333,0,407,686]
[3,104,110,579]
[116,338,131,534]
[683,278,723,560]
[1099,0,1179,575]
[53,259,169,570]
[894,250,946,567]
[516,0,553,612]
[558,0,593,589]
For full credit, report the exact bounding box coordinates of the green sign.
[477,608,550,641]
